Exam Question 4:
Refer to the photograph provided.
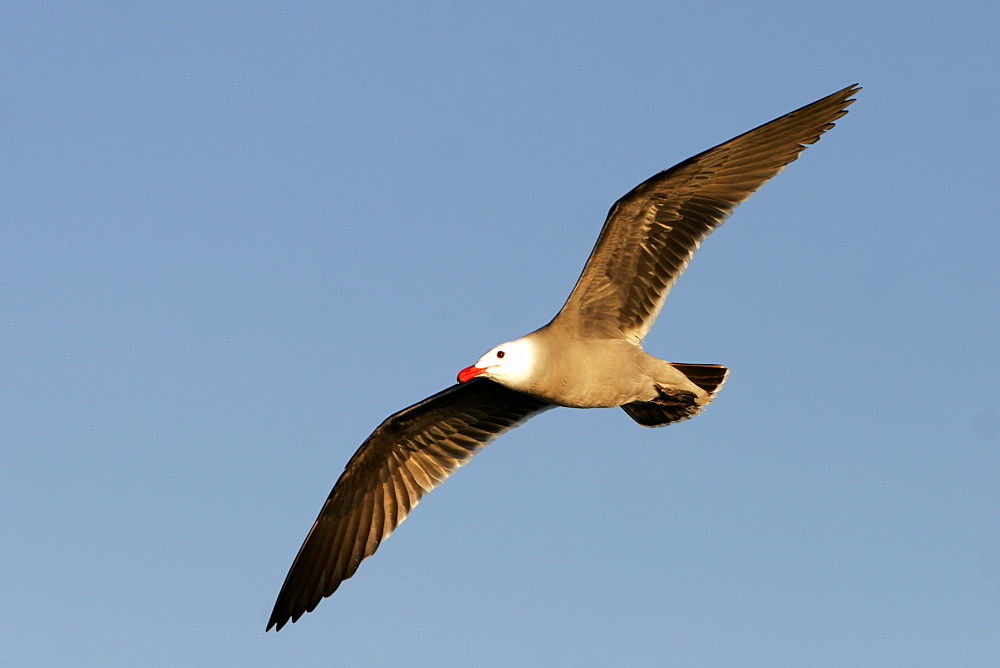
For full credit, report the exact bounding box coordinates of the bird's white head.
[457,337,537,389]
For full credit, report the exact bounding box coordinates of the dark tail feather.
[671,363,729,395]
[621,363,729,428]
[621,401,700,427]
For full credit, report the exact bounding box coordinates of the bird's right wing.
[267,378,553,631]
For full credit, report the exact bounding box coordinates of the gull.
[267,85,858,630]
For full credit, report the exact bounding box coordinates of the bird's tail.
[621,363,729,428]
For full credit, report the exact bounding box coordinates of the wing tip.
[267,597,314,632]
[782,83,861,150]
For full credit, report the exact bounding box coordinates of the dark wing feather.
[267,379,553,631]
[552,85,859,342]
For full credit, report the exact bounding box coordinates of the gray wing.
[552,85,859,343]
[267,378,553,631]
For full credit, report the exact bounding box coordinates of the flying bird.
[267,85,858,631]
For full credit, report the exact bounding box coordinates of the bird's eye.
[496,350,505,359]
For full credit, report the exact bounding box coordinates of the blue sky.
[3,2,998,665]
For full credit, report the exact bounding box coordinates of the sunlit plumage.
[268,85,858,631]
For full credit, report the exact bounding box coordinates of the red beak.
[457,365,487,383]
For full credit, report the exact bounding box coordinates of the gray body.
[520,325,704,408]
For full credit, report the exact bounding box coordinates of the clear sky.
[3,2,998,666]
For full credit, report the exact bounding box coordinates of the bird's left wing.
[551,85,858,343]
[267,378,553,631]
